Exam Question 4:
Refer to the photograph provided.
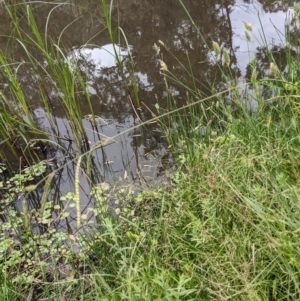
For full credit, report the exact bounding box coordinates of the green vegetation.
[0,1,98,165]
[1,1,300,300]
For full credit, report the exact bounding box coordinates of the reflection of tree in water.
[112,0,242,109]
[244,1,299,82]
[0,0,296,118]
[244,41,299,103]
[254,0,294,13]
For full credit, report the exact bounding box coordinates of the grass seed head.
[159,59,168,71]
[153,43,159,55]
[270,62,280,77]
[222,48,230,66]
[243,21,253,31]
[212,41,221,56]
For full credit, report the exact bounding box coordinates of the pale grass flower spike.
[159,59,168,72]
[212,41,221,56]
[243,21,253,31]
[270,62,280,77]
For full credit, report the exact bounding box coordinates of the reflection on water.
[71,44,132,70]
[0,0,297,227]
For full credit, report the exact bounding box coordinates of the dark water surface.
[0,0,296,228]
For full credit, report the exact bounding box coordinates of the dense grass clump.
[75,92,300,300]
[22,91,299,300]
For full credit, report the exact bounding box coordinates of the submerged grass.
[1,1,300,300]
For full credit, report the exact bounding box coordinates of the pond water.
[0,0,296,229]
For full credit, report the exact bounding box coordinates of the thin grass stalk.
[26,5,44,49]
[75,69,97,128]
[75,155,83,228]
[117,27,140,108]
[185,50,197,92]
[4,2,22,39]
[257,12,271,49]
[22,199,31,233]
[44,3,66,50]
[37,79,57,133]
[39,172,55,217]
[0,54,36,128]
[0,85,38,159]
[101,0,141,108]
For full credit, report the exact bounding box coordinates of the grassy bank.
[3,84,299,300]
[1,1,300,300]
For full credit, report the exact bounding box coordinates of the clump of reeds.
[0,2,97,160]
